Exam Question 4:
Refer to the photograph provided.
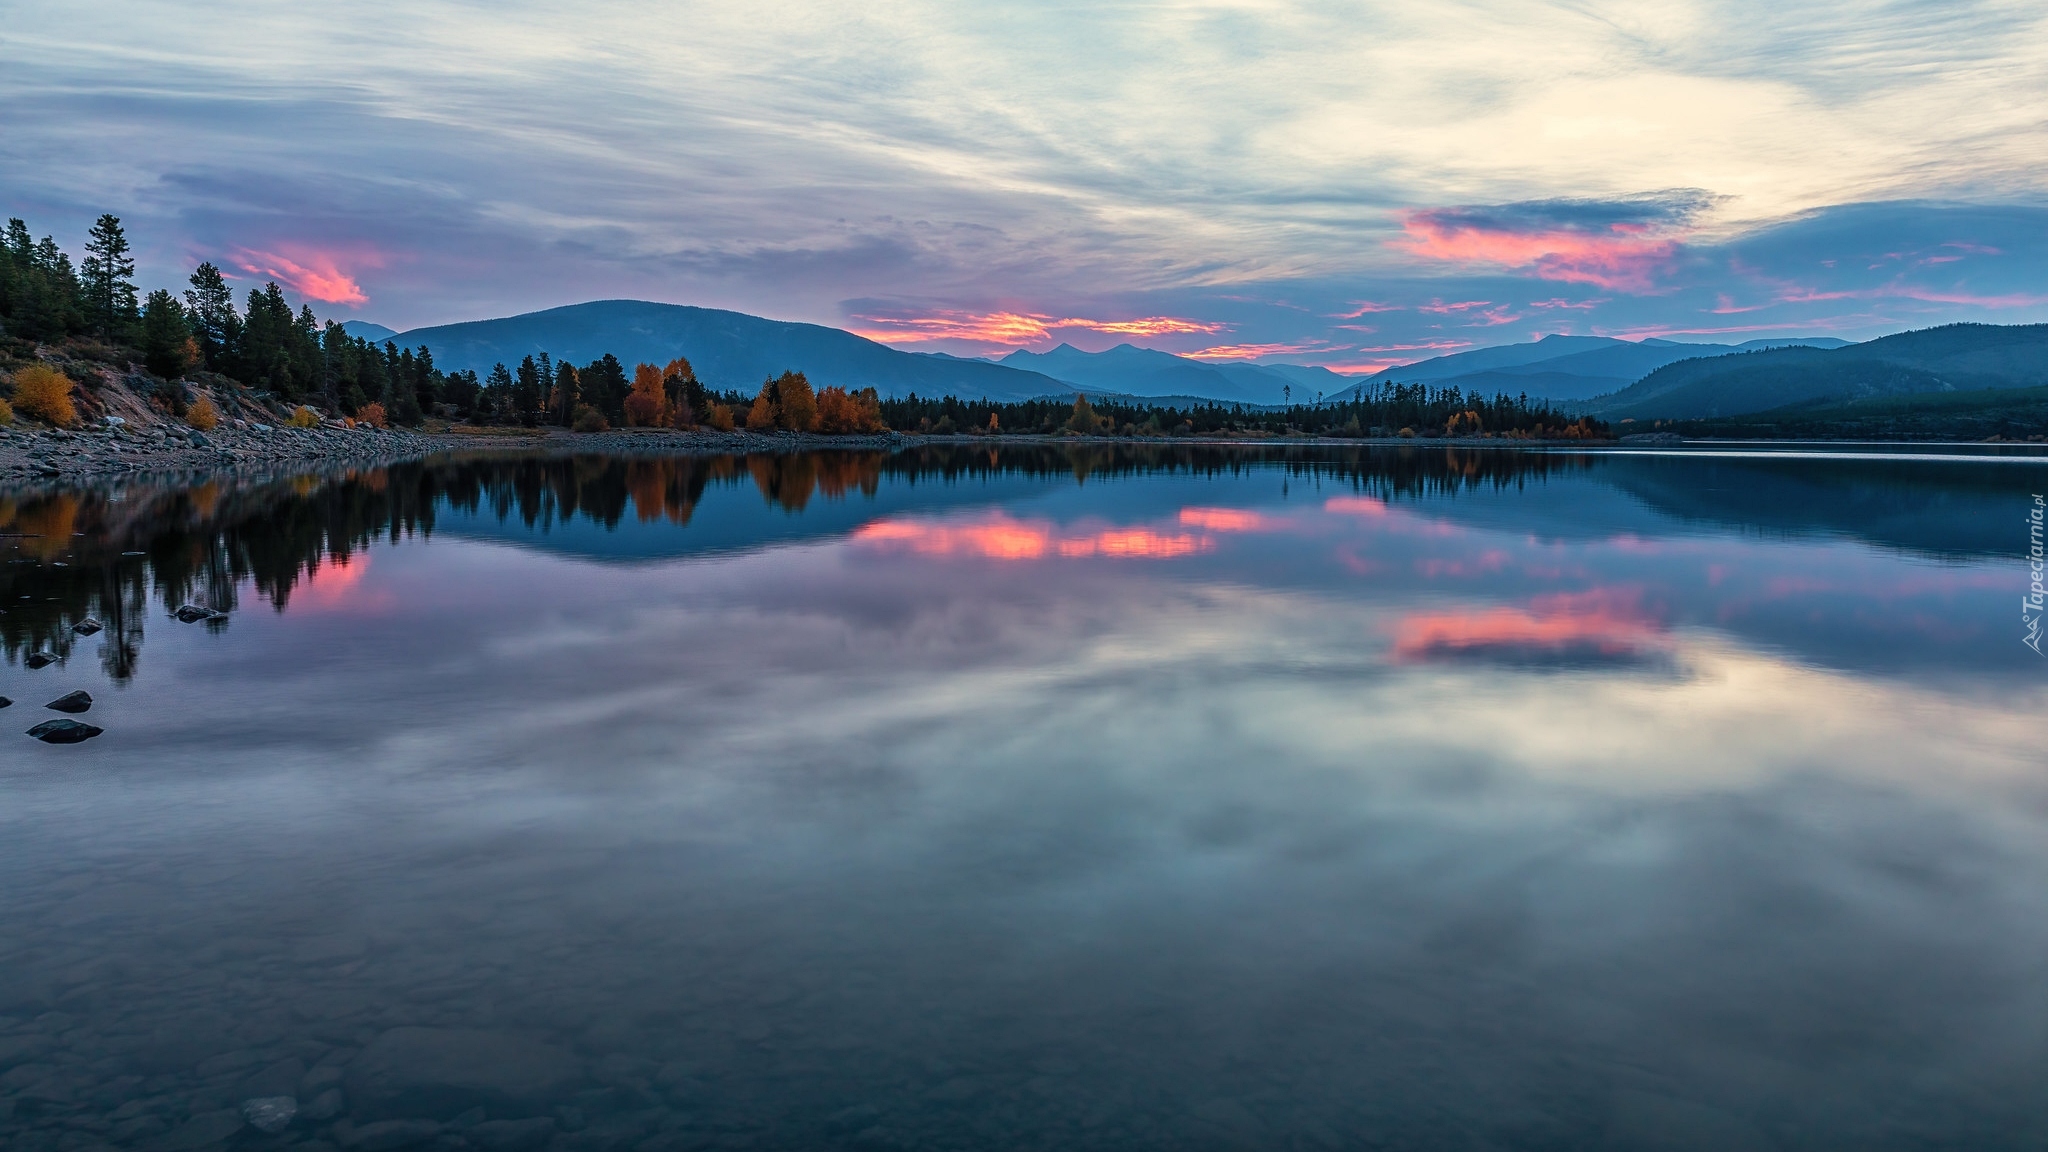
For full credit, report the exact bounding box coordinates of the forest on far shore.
[0,214,1605,441]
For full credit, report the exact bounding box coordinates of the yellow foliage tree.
[11,365,76,426]
[745,390,778,431]
[624,363,669,427]
[707,402,736,431]
[775,371,817,432]
[187,395,220,430]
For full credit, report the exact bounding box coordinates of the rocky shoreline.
[0,421,1643,489]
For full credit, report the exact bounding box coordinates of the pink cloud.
[1394,212,1683,292]
[1390,586,1665,662]
[230,246,379,306]
[848,310,1227,349]
[1182,340,1341,361]
[1330,301,1402,319]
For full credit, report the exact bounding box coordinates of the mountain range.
[344,300,2048,423]
[1582,323,2048,420]
[1358,334,1853,401]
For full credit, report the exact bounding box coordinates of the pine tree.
[80,214,139,339]
[140,289,196,379]
[184,263,242,373]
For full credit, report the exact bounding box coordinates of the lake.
[2,443,2045,1152]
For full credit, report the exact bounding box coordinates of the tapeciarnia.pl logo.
[2027,494,2045,655]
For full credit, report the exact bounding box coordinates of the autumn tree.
[10,364,77,426]
[746,376,779,430]
[775,370,817,432]
[624,362,669,427]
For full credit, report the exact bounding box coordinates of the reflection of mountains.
[1,447,1592,679]
[1590,453,2042,560]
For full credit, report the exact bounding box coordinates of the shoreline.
[4,422,2042,491]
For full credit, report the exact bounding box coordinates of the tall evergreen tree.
[184,263,242,374]
[513,355,543,425]
[79,214,139,339]
[140,289,196,379]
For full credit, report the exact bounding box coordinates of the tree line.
[2,213,1603,439]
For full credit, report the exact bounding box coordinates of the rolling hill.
[1585,323,2048,420]
[998,344,1351,406]
[1364,334,1851,401]
[383,300,1074,403]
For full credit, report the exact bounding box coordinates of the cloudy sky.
[6,0,2047,369]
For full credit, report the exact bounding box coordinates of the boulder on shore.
[44,690,92,713]
[28,719,103,744]
[345,1027,583,1122]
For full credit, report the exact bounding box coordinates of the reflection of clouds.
[1391,586,1663,663]
[854,512,1211,561]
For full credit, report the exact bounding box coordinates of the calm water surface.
[2,445,2044,1151]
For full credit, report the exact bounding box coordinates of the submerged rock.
[0,696,10,708]
[174,604,223,623]
[346,1027,584,1122]
[242,1095,298,1133]
[71,617,103,636]
[45,690,92,713]
[24,651,59,669]
[28,719,103,743]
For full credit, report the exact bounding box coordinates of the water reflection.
[0,445,2044,1151]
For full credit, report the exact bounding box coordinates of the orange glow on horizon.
[849,310,1228,348]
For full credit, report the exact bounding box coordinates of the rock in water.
[45,690,92,713]
[0,697,11,708]
[28,719,103,744]
[345,1027,584,1122]
[174,604,222,623]
[241,1095,298,1133]
[71,617,103,636]
[24,651,59,669]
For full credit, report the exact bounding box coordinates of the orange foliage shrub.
[288,406,321,428]
[706,402,735,431]
[11,365,76,426]
[0,398,12,425]
[746,392,777,431]
[815,385,886,433]
[357,401,388,428]
[187,395,220,430]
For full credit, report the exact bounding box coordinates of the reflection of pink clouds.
[854,514,1211,561]
[231,246,381,306]
[1179,507,1275,532]
[1391,586,1664,661]
[289,553,395,614]
[1395,213,1680,292]
[1323,495,1388,516]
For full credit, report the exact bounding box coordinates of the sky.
[5,0,2048,372]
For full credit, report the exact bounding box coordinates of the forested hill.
[1585,323,2048,420]
[392,300,1072,403]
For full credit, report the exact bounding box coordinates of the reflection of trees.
[0,445,1588,680]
